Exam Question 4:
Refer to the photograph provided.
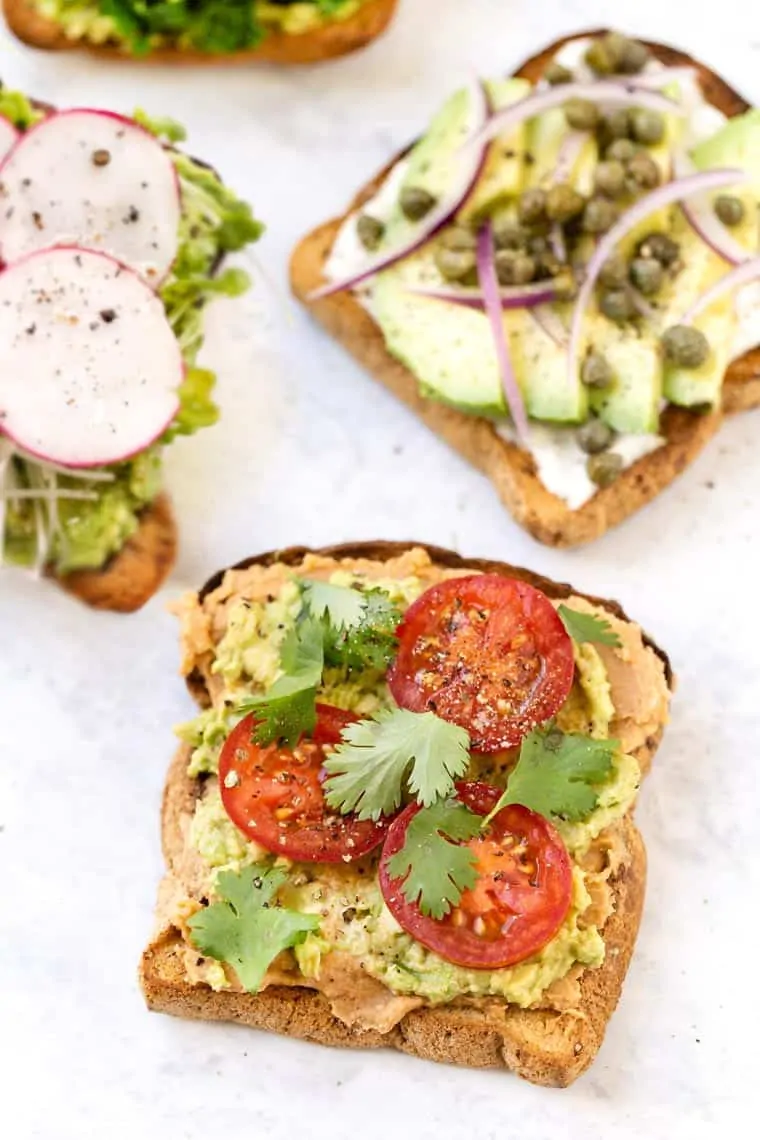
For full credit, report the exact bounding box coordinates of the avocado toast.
[3,0,398,64]
[140,541,672,1087]
[291,30,760,546]
[0,91,262,612]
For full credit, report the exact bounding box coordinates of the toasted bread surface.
[54,493,177,613]
[140,541,669,1086]
[3,0,398,64]
[290,32,760,546]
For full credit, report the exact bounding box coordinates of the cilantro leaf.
[239,618,324,747]
[386,799,481,919]
[188,865,319,993]
[558,604,622,648]
[300,580,402,672]
[486,727,619,825]
[323,708,471,821]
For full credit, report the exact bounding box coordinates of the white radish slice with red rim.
[0,247,183,468]
[0,109,180,286]
[0,116,19,164]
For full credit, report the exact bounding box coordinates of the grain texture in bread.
[54,492,177,612]
[290,31,760,546]
[140,540,670,1086]
[2,0,398,64]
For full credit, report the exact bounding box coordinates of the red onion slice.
[618,66,697,90]
[567,167,750,387]
[476,221,529,443]
[310,80,489,300]
[553,128,588,185]
[467,81,682,152]
[407,280,557,309]
[674,152,750,266]
[681,256,760,323]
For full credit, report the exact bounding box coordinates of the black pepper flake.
[123,205,140,224]
[99,308,117,323]
[31,211,44,230]
[21,178,31,188]
[25,323,36,335]
[92,148,111,167]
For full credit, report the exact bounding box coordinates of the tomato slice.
[379,781,573,970]
[219,703,389,863]
[388,574,575,751]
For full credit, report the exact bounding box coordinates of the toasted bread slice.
[3,0,398,64]
[52,492,177,612]
[290,32,760,546]
[140,541,672,1086]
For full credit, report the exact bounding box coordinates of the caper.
[545,60,573,85]
[598,251,628,289]
[600,288,635,322]
[399,185,437,221]
[661,324,710,368]
[584,38,617,75]
[581,351,615,389]
[594,159,626,198]
[714,194,745,227]
[435,246,477,283]
[586,451,624,487]
[606,138,638,163]
[527,234,549,256]
[517,187,547,225]
[625,151,660,191]
[440,225,477,251]
[493,222,528,251]
[546,182,585,223]
[552,269,578,300]
[630,108,665,146]
[629,256,664,295]
[356,214,385,251]
[599,107,632,143]
[583,197,619,234]
[617,37,650,75]
[495,250,536,286]
[637,231,680,266]
[565,98,600,131]
[577,417,614,454]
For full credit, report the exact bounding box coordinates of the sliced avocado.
[458,78,531,223]
[371,259,507,416]
[508,308,588,423]
[663,299,736,408]
[399,86,480,207]
[691,110,760,255]
[588,321,663,434]
[527,108,598,195]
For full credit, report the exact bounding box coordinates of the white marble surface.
[1,2,759,1136]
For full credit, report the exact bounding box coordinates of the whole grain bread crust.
[289,31,760,547]
[139,541,666,1085]
[53,492,177,612]
[3,0,398,64]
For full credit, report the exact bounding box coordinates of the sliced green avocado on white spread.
[459,78,531,223]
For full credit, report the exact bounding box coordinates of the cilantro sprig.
[558,605,622,648]
[187,865,319,993]
[323,709,471,821]
[238,580,402,747]
[387,726,619,918]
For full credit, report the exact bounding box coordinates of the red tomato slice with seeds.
[219,703,389,863]
[379,781,573,970]
[388,575,575,751]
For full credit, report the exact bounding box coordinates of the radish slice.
[0,110,180,286]
[0,116,19,164]
[310,81,488,300]
[407,280,557,309]
[674,152,750,266]
[0,247,183,468]
[476,222,529,443]
[467,81,682,152]
[567,168,750,386]
[681,256,760,323]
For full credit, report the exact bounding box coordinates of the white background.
[1,1,759,1136]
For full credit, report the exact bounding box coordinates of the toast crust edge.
[3,0,398,64]
[289,32,760,546]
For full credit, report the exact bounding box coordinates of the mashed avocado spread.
[31,1,365,53]
[178,570,640,1009]
[0,94,262,575]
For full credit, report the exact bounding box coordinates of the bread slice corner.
[53,492,177,612]
[2,0,399,65]
[290,32,760,546]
